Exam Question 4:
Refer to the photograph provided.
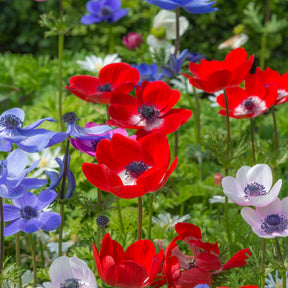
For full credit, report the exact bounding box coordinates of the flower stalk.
[0,197,3,276]
[137,197,143,240]
[29,233,37,288]
[16,232,22,288]
[250,118,256,164]
[147,194,153,240]
[275,237,286,288]
[116,198,124,234]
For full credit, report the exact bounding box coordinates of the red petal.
[192,240,219,255]
[222,248,252,271]
[113,184,146,199]
[101,255,118,286]
[155,157,178,190]
[116,260,148,288]
[93,243,104,280]
[195,252,222,272]
[245,74,266,99]
[99,63,131,85]
[163,256,181,286]
[100,233,125,263]
[175,222,202,240]
[177,268,212,287]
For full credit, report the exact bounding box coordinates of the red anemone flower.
[155,222,251,288]
[82,132,177,199]
[219,286,258,288]
[183,47,254,93]
[107,80,192,139]
[93,233,163,288]
[255,67,288,105]
[216,73,278,119]
[65,62,140,104]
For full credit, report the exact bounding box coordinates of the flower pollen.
[261,214,288,234]
[126,161,149,179]
[244,182,266,199]
[63,112,79,124]
[0,114,23,129]
[138,103,159,123]
[96,83,113,92]
[20,206,38,220]
[60,278,80,288]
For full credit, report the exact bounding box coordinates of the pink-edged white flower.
[241,197,288,238]
[43,255,97,288]
[222,164,282,207]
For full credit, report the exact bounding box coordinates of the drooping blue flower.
[81,0,129,25]
[0,149,46,199]
[161,49,188,78]
[0,108,67,153]
[144,0,217,14]
[132,63,163,85]
[186,51,206,63]
[3,190,61,236]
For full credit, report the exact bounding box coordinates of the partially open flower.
[123,32,143,50]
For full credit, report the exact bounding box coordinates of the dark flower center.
[188,258,196,269]
[138,103,159,123]
[63,112,79,124]
[99,6,113,17]
[60,279,80,288]
[261,214,288,234]
[0,114,23,129]
[126,161,149,179]
[96,83,113,92]
[242,98,256,112]
[96,215,110,227]
[244,182,266,198]
[20,206,37,220]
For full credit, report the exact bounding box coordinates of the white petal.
[49,256,74,285]
[247,164,272,192]
[236,165,251,188]
[256,198,282,218]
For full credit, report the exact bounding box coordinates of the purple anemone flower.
[70,122,130,157]
[62,112,112,140]
[0,149,46,199]
[3,190,61,236]
[132,63,163,85]
[161,49,188,78]
[81,0,128,25]
[222,164,282,207]
[241,197,288,238]
[144,0,218,14]
[0,108,67,153]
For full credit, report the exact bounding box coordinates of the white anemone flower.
[152,212,190,230]
[265,270,288,288]
[26,146,62,178]
[170,75,203,95]
[222,164,282,207]
[43,255,97,288]
[76,53,122,73]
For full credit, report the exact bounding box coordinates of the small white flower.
[76,53,122,73]
[218,33,249,50]
[265,270,288,288]
[152,212,190,230]
[170,75,203,95]
[26,147,62,178]
[209,195,233,204]
[43,255,97,288]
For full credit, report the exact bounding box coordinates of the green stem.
[29,234,36,288]
[174,131,178,158]
[137,197,143,240]
[223,90,231,161]
[16,232,22,288]
[272,106,278,154]
[58,203,64,257]
[275,238,286,288]
[39,239,45,268]
[97,188,102,207]
[224,192,232,244]
[250,118,256,164]
[174,8,180,55]
[194,87,201,146]
[0,197,3,276]
[108,25,114,54]
[116,198,124,234]
[147,194,153,240]
[261,238,266,288]
[96,227,100,250]
[58,33,64,136]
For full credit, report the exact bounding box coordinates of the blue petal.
[86,0,102,14]
[64,168,76,199]
[145,0,181,10]
[19,218,41,234]
[34,189,57,210]
[4,219,21,236]
[111,9,129,22]
[12,191,37,209]
[0,138,12,152]
[3,204,21,221]
[16,134,50,152]
[23,117,55,130]
[0,184,25,199]
[39,212,61,231]
[45,171,61,190]
[81,15,102,25]
[20,178,47,190]
[0,108,25,124]
[105,0,121,10]
[6,149,28,177]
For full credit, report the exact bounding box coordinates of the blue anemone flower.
[132,63,163,85]
[186,51,206,63]
[161,49,188,78]
[81,0,129,25]
[3,190,61,236]
[0,149,46,199]
[0,108,67,153]
[144,0,217,14]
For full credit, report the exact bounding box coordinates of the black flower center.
[261,214,288,234]
[244,182,266,198]
[60,279,80,288]
[0,114,23,129]
[125,161,149,179]
[96,215,110,227]
[20,206,37,220]
[188,258,196,269]
[138,103,159,123]
[243,98,256,112]
[96,83,113,92]
[99,6,113,17]
[63,112,79,124]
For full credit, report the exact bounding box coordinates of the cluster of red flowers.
[183,47,288,119]
[92,223,252,288]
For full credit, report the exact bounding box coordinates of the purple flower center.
[244,182,266,198]
[0,114,23,129]
[20,206,37,220]
[99,6,113,17]
[63,112,79,124]
[96,83,113,92]
[261,214,288,234]
[242,98,256,112]
[138,103,159,123]
[125,161,149,179]
[60,279,80,288]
